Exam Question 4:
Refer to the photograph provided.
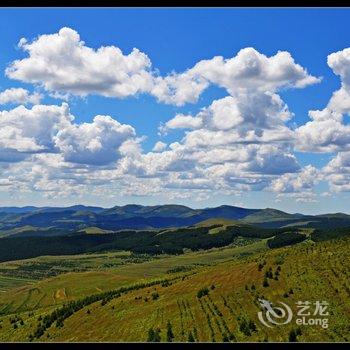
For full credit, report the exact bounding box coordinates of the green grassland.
[0,276,36,292]
[0,240,267,314]
[78,227,114,235]
[0,235,348,342]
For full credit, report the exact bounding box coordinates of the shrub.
[222,334,230,342]
[151,292,159,300]
[288,329,298,342]
[268,232,306,249]
[188,331,195,342]
[197,287,209,298]
[239,319,251,336]
[263,278,269,287]
[166,321,174,342]
[147,328,161,342]
[248,320,257,332]
[265,270,273,279]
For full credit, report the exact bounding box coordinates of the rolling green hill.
[0,204,349,342]
[1,204,350,234]
[0,235,348,342]
[0,220,329,263]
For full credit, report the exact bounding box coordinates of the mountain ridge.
[0,204,349,235]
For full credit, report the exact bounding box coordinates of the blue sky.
[0,8,350,213]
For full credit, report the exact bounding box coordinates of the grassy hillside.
[0,224,276,262]
[241,209,350,230]
[0,240,267,313]
[78,227,113,235]
[1,204,350,232]
[0,235,348,342]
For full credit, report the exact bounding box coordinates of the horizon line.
[0,203,349,216]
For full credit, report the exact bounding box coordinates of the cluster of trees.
[238,317,257,336]
[147,321,198,342]
[289,327,302,342]
[311,227,350,242]
[9,315,24,329]
[0,226,230,262]
[147,328,161,342]
[267,232,306,249]
[166,266,193,274]
[151,292,159,300]
[166,321,174,342]
[197,287,210,299]
[29,274,187,340]
[0,221,318,263]
[0,260,81,280]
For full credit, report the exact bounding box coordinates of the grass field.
[0,240,267,314]
[0,276,36,292]
[0,235,348,342]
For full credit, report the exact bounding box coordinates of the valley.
[0,205,348,342]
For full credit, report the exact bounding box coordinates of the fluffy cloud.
[152,141,167,152]
[0,103,72,155]
[0,88,42,105]
[160,113,203,134]
[193,48,320,91]
[294,47,350,195]
[54,115,135,165]
[6,28,320,107]
[268,165,322,202]
[296,47,350,153]
[152,73,208,106]
[270,165,320,193]
[0,28,330,200]
[153,91,299,189]
[153,47,320,105]
[147,55,314,196]
[162,93,293,143]
[327,48,350,89]
[296,109,350,152]
[6,27,154,99]
[129,48,315,195]
[323,152,350,192]
[0,103,136,166]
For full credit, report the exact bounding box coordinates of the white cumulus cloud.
[54,115,136,165]
[296,47,350,153]
[5,28,320,107]
[0,103,136,166]
[6,27,154,99]
[0,87,42,105]
[152,47,320,105]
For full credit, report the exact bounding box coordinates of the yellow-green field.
[0,240,267,313]
[0,236,349,342]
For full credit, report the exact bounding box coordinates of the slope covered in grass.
[0,236,348,342]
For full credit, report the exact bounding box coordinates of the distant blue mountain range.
[0,204,349,236]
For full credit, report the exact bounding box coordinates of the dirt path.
[55,288,67,300]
